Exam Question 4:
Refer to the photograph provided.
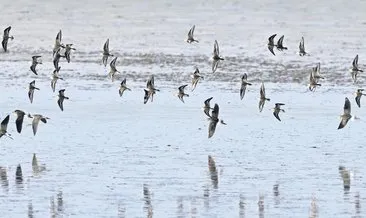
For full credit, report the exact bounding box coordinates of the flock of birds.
[0,25,363,141]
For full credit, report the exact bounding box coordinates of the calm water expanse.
[0,0,366,217]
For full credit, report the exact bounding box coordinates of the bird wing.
[0,115,10,131]
[32,117,40,135]
[15,113,24,133]
[273,111,281,121]
[208,119,218,138]
[344,97,351,115]
[58,97,64,111]
[104,39,109,53]
[353,55,359,69]
[211,104,219,120]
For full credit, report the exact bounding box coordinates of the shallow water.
[0,0,366,217]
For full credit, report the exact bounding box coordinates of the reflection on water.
[28,201,33,218]
[208,155,218,189]
[15,164,23,189]
[117,202,126,218]
[32,153,39,176]
[309,195,319,218]
[273,183,280,206]
[258,194,264,218]
[176,196,184,218]
[57,191,64,214]
[355,192,361,217]
[143,184,153,218]
[50,196,56,218]
[203,185,210,210]
[0,166,9,192]
[239,194,245,218]
[190,197,197,218]
[339,166,351,192]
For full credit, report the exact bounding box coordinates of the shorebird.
[143,75,160,104]
[13,110,26,133]
[191,67,204,91]
[28,80,39,104]
[108,57,120,82]
[186,25,198,43]
[119,78,131,97]
[57,89,69,111]
[51,66,63,92]
[64,44,76,63]
[212,40,224,73]
[203,97,213,118]
[53,47,65,70]
[350,55,363,83]
[298,37,309,56]
[177,84,189,103]
[2,26,13,52]
[259,82,270,112]
[53,30,64,57]
[276,35,287,51]
[208,103,226,138]
[312,63,325,82]
[30,56,42,75]
[240,73,252,100]
[102,39,113,67]
[28,114,50,136]
[338,97,352,129]
[267,34,276,56]
[273,103,285,121]
[308,70,321,92]
[355,89,365,108]
[0,115,12,139]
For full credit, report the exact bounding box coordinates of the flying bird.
[273,103,285,121]
[191,67,204,91]
[298,37,309,56]
[355,89,365,108]
[308,69,321,92]
[143,75,159,104]
[350,55,363,83]
[212,40,224,73]
[259,82,270,112]
[203,97,213,118]
[30,56,42,75]
[208,103,226,138]
[108,57,120,82]
[240,73,252,100]
[53,47,65,70]
[0,115,12,139]
[57,89,69,111]
[267,34,277,56]
[28,114,50,136]
[28,80,39,104]
[177,84,189,103]
[119,78,131,97]
[53,30,64,57]
[2,26,14,52]
[64,44,76,63]
[51,66,63,92]
[102,39,113,67]
[13,110,26,133]
[276,35,287,51]
[338,97,352,129]
[186,25,199,43]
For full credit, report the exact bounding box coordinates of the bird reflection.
[309,195,319,218]
[273,183,280,205]
[143,184,153,218]
[176,196,184,218]
[355,192,361,216]
[258,194,264,218]
[15,164,23,189]
[239,194,245,218]
[28,201,33,218]
[208,155,218,189]
[0,166,9,192]
[117,202,126,218]
[339,165,351,193]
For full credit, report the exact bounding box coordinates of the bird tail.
[266,98,270,101]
